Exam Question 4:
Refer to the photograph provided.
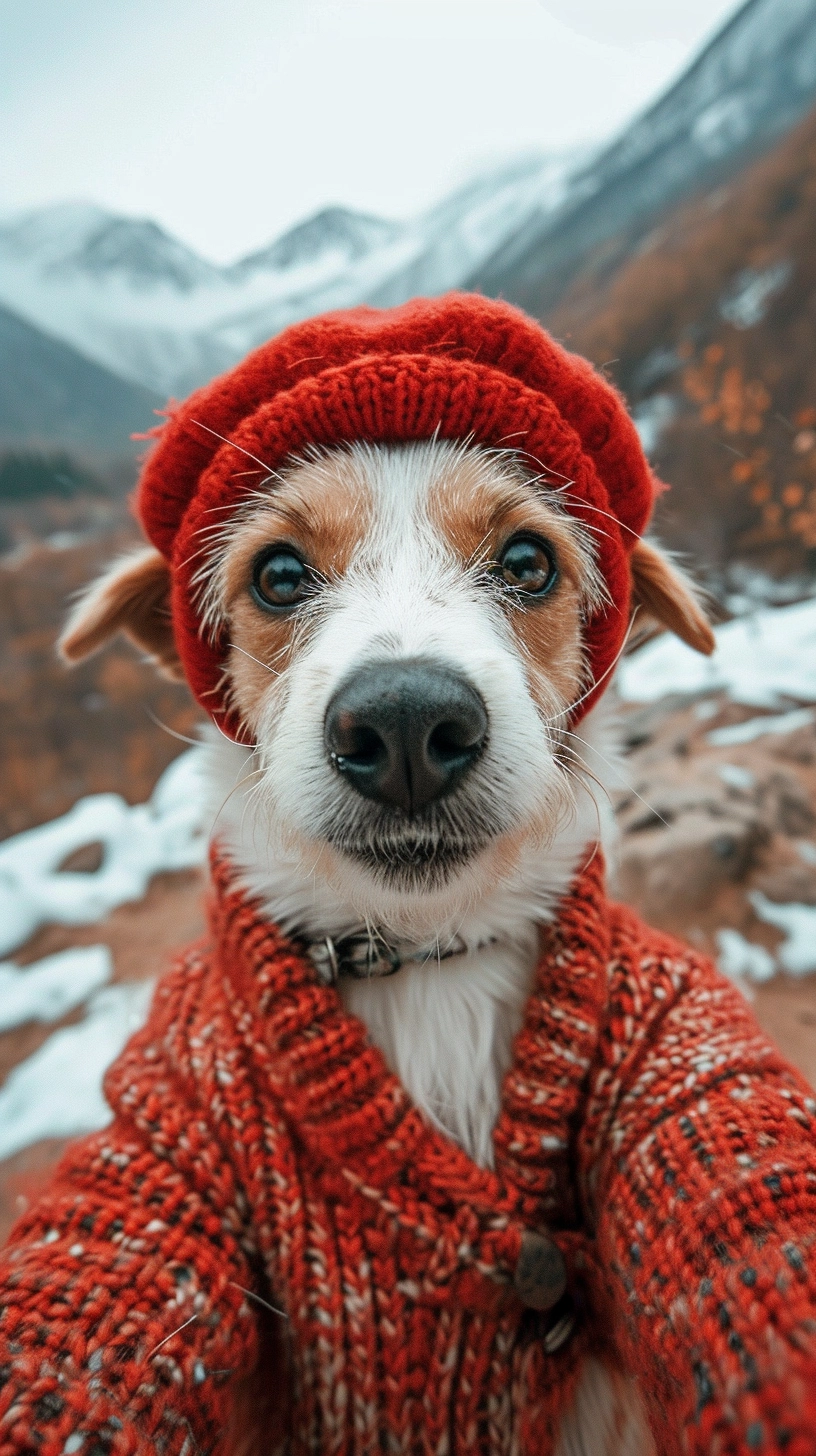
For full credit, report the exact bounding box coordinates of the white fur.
[200,442,604,940]
[554,1360,654,1456]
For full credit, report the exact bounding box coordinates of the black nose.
[325,658,488,813]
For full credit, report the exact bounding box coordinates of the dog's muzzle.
[324,657,488,815]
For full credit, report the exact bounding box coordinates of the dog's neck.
[202,705,617,1168]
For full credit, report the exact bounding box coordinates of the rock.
[616,806,769,922]
[611,691,816,946]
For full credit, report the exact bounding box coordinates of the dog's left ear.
[629,538,716,655]
[58,546,185,680]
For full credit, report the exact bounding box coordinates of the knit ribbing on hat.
[136,293,658,738]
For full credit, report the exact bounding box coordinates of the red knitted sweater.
[2,852,816,1456]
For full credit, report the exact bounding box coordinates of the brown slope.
[0,523,200,837]
[541,102,816,585]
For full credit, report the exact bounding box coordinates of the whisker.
[144,708,201,748]
[228,642,282,678]
[464,530,495,572]
[189,419,277,477]
[565,728,671,829]
[539,607,640,728]
[579,838,602,876]
[210,708,257,750]
[548,485,643,543]
[211,763,265,836]
[557,759,602,846]
[557,742,614,810]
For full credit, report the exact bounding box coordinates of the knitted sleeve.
[583,907,816,1456]
[0,953,263,1456]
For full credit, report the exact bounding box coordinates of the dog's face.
[196,441,604,908]
[61,439,713,935]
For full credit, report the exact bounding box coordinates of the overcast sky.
[1,0,745,263]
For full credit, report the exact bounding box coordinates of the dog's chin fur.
[200,699,617,1171]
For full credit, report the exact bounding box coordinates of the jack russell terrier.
[2,294,814,1456]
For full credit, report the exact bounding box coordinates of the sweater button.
[514,1230,567,1311]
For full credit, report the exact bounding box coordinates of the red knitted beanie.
[136,292,658,739]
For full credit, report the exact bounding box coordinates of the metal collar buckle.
[307,930,468,984]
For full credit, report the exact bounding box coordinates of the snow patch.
[750,893,816,976]
[632,393,677,456]
[692,95,751,158]
[0,980,154,1162]
[719,260,792,329]
[0,750,209,1161]
[0,946,112,1034]
[708,707,815,747]
[617,598,816,707]
[717,927,776,986]
[717,763,755,791]
[0,748,208,958]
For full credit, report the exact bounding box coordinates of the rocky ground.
[1,687,815,1245]
[612,688,816,1089]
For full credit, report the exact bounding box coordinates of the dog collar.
[306,929,470,984]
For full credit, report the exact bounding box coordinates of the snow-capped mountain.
[0,151,584,398]
[0,202,223,292]
[4,0,816,407]
[472,0,816,312]
[234,207,403,277]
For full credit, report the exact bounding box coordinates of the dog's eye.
[496,535,557,597]
[251,547,311,610]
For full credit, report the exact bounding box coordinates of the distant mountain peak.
[57,216,220,292]
[235,206,403,277]
[5,0,816,412]
[0,203,220,293]
[0,202,109,264]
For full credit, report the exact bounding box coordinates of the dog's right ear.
[629,537,716,656]
[58,547,184,681]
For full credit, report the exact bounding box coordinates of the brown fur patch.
[630,538,715,655]
[58,547,184,681]
[426,453,595,719]
[206,453,373,733]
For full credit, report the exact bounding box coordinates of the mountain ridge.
[0,150,581,396]
[0,302,162,456]
[5,0,816,488]
[470,0,816,311]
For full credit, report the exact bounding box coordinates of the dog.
[59,435,712,1170]
[58,433,711,1454]
[4,296,815,1456]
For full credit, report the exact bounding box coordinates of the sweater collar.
[208,845,611,1229]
